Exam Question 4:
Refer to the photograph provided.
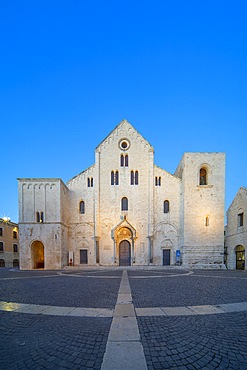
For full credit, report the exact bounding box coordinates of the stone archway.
[31,241,44,269]
[112,217,137,265]
[117,227,133,266]
[0,259,5,267]
[13,259,19,268]
[235,245,245,270]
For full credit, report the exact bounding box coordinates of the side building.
[0,218,19,268]
[18,120,226,270]
[225,187,247,270]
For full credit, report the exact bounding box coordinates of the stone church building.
[225,187,247,271]
[18,120,226,270]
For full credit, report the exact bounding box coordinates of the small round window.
[119,139,130,151]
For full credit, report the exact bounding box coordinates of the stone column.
[148,236,153,264]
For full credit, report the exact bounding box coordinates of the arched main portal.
[117,227,133,266]
[112,218,137,266]
[119,240,131,266]
[31,241,44,269]
[235,245,245,270]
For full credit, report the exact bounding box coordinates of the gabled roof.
[96,119,154,151]
[227,186,247,211]
[111,215,137,240]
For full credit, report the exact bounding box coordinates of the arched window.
[36,212,44,223]
[135,171,138,185]
[121,154,128,167]
[121,197,128,211]
[120,154,124,167]
[115,171,119,185]
[111,171,114,185]
[87,177,93,187]
[131,171,138,185]
[238,212,244,227]
[131,171,134,185]
[155,176,161,186]
[164,200,169,213]
[200,168,207,185]
[111,171,119,185]
[79,201,85,214]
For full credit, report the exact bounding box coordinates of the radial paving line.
[129,270,194,278]
[101,270,148,370]
[0,301,113,317]
[135,301,247,316]
[1,299,247,317]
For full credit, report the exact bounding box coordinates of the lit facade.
[225,187,247,270]
[18,120,226,270]
[0,218,19,268]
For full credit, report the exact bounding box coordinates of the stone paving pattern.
[0,311,111,370]
[129,270,247,307]
[0,273,121,308]
[1,267,247,369]
[138,313,247,370]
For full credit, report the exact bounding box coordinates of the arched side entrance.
[13,259,19,268]
[31,241,44,269]
[0,259,5,267]
[235,245,245,270]
[119,240,131,266]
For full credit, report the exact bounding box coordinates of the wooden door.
[80,249,88,264]
[163,249,171,266]
[119,240,131,266]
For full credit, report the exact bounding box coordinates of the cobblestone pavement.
[0,267,247,369]
[129,269,247,307]
[138,313,247,370]
[0,269,121,308]
[0,311,111,370]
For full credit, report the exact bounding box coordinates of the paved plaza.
[0,267,247,370]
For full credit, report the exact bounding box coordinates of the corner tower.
[175,152,225,267]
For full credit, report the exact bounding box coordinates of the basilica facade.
[18,120,226,269]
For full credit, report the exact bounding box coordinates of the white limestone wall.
[18,178,69,269]
[153,166,182,265]
[225,187,247,270]
[19,223,64,269]
[18,179,63,223]
[60,184,69,267]
[176,153,225,266]
[67,166,96,266]
[96,120,154,265]
[18,121,227,270]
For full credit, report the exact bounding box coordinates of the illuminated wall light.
[3,217,10,223]
[205,216,209,227]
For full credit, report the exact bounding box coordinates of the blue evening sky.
[1,1,247,223]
